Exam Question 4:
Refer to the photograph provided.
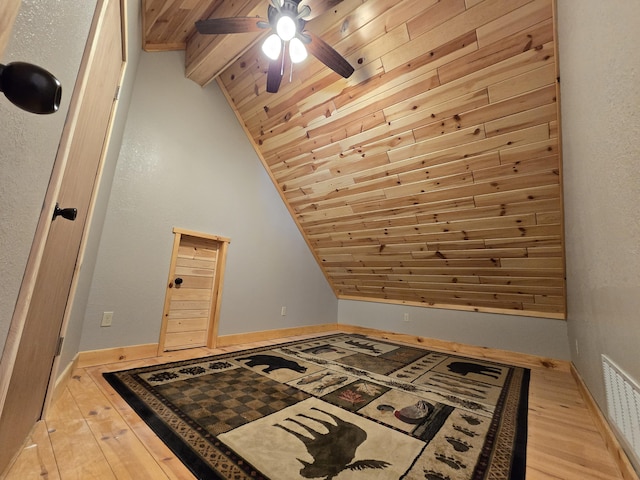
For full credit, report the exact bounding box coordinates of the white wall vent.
[602,354,640,469]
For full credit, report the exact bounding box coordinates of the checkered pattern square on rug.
[154,366,309,435]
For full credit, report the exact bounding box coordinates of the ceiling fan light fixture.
[276,15,296,41]
[196,0,354,93]
[289,37,308,64]
[262,33,282,60]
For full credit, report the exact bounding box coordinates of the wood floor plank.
[45,387,117,480]
[66,370,170,480]
[87,366,196,480]
[2,420,60,480]
[527,369,625,480]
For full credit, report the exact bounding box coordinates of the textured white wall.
[78,50,337,351]
[0,0,98,350]
[338,300,570,359]
[557,1,640,407]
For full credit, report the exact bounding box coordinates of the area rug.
[103,333,529,480]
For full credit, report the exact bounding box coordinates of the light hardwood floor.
[1,331,635,480]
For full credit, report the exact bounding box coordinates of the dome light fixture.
[289,37,308,64]
[276,15,296,42]
[262,33,283,60]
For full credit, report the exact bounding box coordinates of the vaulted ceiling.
[142,0,565,319]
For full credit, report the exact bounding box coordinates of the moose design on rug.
[274,407,390,479]
[218,397,426,479]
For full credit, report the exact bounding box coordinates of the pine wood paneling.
[141,0,565,318]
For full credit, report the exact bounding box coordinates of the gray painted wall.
[338,300,570,360]
[557,1,640,410]
[0,0,98,351]
[78,50,337,352]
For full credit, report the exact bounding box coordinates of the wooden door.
[0,0,20,58]
[0,0,125,472]
[158,228,230,352]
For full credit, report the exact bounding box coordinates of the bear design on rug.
[446,361,502,379]
[237,354,307,374]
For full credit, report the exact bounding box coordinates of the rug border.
[511,368,530,478]
[103,370,224,479]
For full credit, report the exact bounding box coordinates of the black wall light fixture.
[0,61,61,114]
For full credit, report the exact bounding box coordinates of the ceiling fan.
[195,0,354,93]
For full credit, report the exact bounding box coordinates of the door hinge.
[55,336,64,357]
[114,85,121,100]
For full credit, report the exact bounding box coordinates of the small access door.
[158,228,230,352]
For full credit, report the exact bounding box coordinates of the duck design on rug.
[377,399,434,424]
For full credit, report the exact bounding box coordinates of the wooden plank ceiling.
[143,0,565,319]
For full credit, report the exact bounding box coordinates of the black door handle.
[52,203,77,221]
[174,277,183,286]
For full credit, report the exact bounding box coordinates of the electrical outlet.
[281,306,287,316]
[101,311,113,327]
[403,313,410,322]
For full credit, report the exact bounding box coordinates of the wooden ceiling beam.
[184,0,265,86]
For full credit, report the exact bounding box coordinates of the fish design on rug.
[313,375,349,393]
[237,354,307,374]
[274,407,390,480]
[297,372,332,385]
[303,345,345,355]
[423,381,485,399]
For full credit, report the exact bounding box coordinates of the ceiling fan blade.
[304,31,354,78]
[266,58,284,93]
[195,17,266,35]
[298,0,343,20]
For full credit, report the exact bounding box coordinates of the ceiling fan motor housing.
[268,0,307,33]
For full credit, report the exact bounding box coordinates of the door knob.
[174,277,183,286]
[52,203,77,221]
